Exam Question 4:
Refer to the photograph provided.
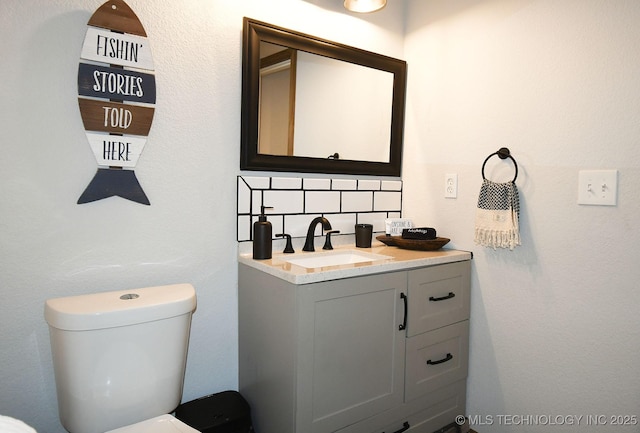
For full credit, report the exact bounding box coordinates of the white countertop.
[238,244,472,285]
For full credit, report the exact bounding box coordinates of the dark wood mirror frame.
[240,17,407,177]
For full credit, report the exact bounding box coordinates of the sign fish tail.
[78,168,150,205]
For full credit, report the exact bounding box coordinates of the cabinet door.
[296,271,408,433]
[407,261,470,337]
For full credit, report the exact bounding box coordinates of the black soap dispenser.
[253,206,273,260]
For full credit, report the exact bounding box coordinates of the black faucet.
[323,230,340,250]
[302,217,332,252]
[276,233,295,253]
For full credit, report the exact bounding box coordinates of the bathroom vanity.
[238,246,471,433]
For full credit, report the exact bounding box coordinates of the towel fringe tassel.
[474,227,521,250]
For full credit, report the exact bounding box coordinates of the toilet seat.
[105,415,200,433]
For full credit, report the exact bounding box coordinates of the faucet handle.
[276,233,295,253]
[323,230,340,250]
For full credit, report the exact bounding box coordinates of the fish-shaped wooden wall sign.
[77,0,155,205]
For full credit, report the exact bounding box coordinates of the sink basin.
[283,250,392,269]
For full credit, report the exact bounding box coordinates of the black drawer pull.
[427,353,453,365]
[399,293,408,330]
[383,421,410,433]
[429,292,455,302]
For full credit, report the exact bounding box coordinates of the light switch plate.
[577,169,618,206]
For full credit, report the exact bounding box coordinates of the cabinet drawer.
[335,380,467,433]
[405,320,469,402]
[407,261,470,337]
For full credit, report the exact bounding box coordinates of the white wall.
[4,1,639,432]
[403,0,640,431]
[0,1,403,432]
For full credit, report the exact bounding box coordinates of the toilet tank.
[45,284,197,433]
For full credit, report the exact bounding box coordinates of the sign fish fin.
[78,168,150,205]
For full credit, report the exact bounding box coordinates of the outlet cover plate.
[445,173,458,198]
[577,169,618,206]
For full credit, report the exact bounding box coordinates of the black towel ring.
[482,147,518,182]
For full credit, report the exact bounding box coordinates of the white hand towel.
[474,179,521,250]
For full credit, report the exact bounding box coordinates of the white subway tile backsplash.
[252,193,262,215]
[237,178,251,214]
[238,215,251,241]
[272,177,302,189]
[381,180,402,191]
[268,216,284,238]
[329,213,358,235]
[285,214,317,238]
[374,191,402,211]
[357,212,389,233]
[237,176,403,241]
[332,179,357,190]
[242,176,271,189]
[264,190,304,214]
[303,178,331,190]
[358,180,381,190]
[305,191,341,213]
[342,191,373,212]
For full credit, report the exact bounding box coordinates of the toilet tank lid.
[45,283,196,331]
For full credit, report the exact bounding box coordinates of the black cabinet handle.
[383,421,410,433]
[399,293,407,330]
[429,292,455,302]
[427,353,453,365]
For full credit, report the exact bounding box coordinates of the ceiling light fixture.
[344,0,387,13]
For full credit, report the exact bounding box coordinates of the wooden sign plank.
[78,98,154,136]
[78,63,156,104]
[87,0,147,37]
[86,131,147,168]
[81,27,154,71]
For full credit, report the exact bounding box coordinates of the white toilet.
[45,284,199,433]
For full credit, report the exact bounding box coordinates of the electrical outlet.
[445,173,458,198]
[577,169,618,206]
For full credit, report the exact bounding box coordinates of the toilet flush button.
[120,294,140,300]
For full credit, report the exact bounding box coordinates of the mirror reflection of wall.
[259,43,296,156]
[295,52,393,162]
[258,42,393,163]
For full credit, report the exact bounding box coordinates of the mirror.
[241,18,407,176]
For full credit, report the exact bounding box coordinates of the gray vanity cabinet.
[238,259,471,433]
